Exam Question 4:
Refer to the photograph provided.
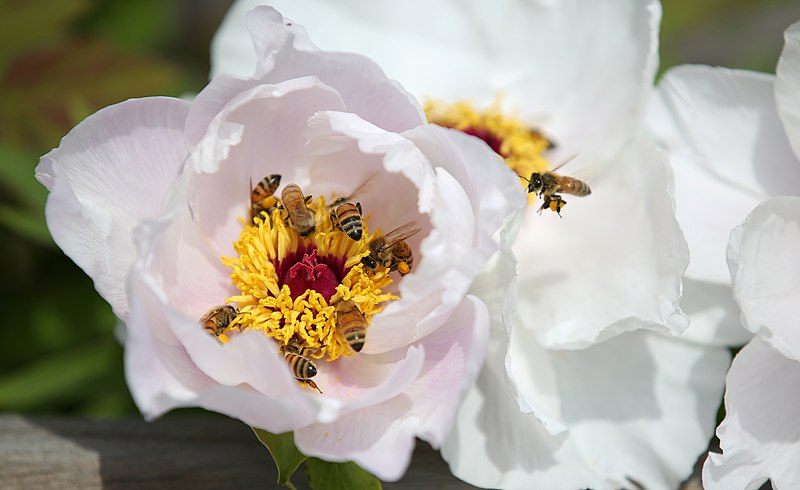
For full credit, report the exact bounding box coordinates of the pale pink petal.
[35,97,190,320]
[647,65,800,284]
[295,295,488,482]
[188,78,347,257]
[218,0,660,154]
[776,21,800,159]
[513,131,688,350]
[703,338,800,490]
[193,5,424,144]
[304,112,499,354]
[126,263,320,432]
[728,197,800,361]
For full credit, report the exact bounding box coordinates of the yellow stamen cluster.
[219,197,395,361]
[424,95,552,182]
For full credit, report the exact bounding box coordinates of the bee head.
[268,174,281,186]
[527,172,544,194]
[361,255,378,270]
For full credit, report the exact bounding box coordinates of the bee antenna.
[517,174,531,183]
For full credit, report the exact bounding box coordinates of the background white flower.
[648,20,800,489]
[35,6,525,481]
[215,1,731,489]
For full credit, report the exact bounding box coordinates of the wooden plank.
[0,414,476,489]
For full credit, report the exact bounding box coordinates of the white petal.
[295,295,488,482]
[776,21,800,160]
[728,197,800,361]
[647,65,800,284]
[674,277,753,347]
[703,337,800,490]
[195,5,424,144]
[441,326,605,490]
[514,130,688,350]
[445,326,729,489]
[35,97,190,320]
[558,330,730,490]
[224,0,660,154]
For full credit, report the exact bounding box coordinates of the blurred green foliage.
[0,0,229,417]
[0,0,796,419]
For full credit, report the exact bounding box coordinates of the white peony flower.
[649,19,800,489]
[214,1,731,489]
[35,6,525,481]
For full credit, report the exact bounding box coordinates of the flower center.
[424,96,552,187]
[218,196,396,363]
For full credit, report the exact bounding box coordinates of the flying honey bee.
[328,179,372,241]
[281,340,322,393]
[334,299,367,352]
[280,183,316,237]
[361,222,422,276]
[200,305,238,336]
[520,156,591,217]
[249,174,281,222]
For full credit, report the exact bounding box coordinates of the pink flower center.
[282,249,339,302]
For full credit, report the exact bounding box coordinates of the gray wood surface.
[0,413,477,489]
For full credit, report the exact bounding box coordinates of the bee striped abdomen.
[560,176,591,196]
[330,200,363,241]
[335,299,367,352]
[285,351,317,380]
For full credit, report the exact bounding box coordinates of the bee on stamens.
[199,305,238,337]
[334,299,367,352]
[281,340,322,393]
[361,222,422,276]
[328,179,372,241]
[280,183,316,237]
[249,174,281,222]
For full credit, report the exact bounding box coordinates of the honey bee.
[280,183,316,237]
[328,179,372,241]
[281,340,321,393]
[249,174,281,221]
[520,157,591,217]
[334,299,367,352]
[361,222,422,276]
[200,305,238,336]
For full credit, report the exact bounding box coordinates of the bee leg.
[538,196,551,215]
[549,195,566,218]
[304,195,313,204]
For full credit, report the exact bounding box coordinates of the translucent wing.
[548,154,579,173]
[382,222,421,247]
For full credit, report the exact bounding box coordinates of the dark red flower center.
[281,249,339,302]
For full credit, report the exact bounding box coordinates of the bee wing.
[328,174,376,210]
[382,222,422,247]
[548,154,579,173]
[347,174,377,201]
[549,154,599,186]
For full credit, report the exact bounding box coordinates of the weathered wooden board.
[0,414,476,489]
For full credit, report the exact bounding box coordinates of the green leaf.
[0,206,53,247]
[1,39,182,149]
[252,428,308,489]
[305,458,382,490]
[0,0,91,65]
[0,144,47,211]
[0,341,116,411]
